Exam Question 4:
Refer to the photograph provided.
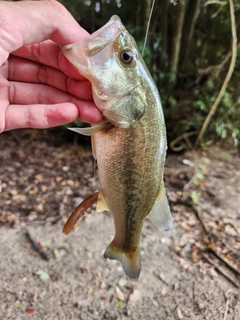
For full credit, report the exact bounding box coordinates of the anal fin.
[148,182,172,231]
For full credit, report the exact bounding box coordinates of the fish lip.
[83,15,124,54]
[105,15,124,34]
[60,15,125,75]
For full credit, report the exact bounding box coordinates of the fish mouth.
[87,15,123,52]
[61,15,124,76]
[82,15,123,59]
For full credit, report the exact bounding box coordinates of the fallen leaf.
[39,271,50,281]
[180,221,192,231]
[177,307,184,319]
[209,267,218,277]
[118,278,127,287]
[161,288,167,295]
[116,287,125,301]
[100,296,108,301]
[191,248,199,263]
[115,301,123,307]
[174,282,180,291]
[128,289,142,303]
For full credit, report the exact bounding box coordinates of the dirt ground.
[0,129,240,320]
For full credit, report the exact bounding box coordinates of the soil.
[0,129,240,320]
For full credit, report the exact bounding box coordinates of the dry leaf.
[174,282,180,291]
[128,289,142,303]
[161,288,167,295]
[116,287,125,301]
[177,307,184,319]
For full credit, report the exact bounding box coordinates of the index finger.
[12,41,87,81]
[0,0,87,64]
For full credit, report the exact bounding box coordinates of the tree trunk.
[180,0,202,72]
[149,0,169,84]
[136,0,142,38]
[90,0,96,33]
[144,0,152,30]
[157,0,169,68]
[170,0,188,74]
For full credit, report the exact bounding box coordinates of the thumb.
[0,0,87,65]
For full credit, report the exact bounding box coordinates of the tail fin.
[104,241,141,280]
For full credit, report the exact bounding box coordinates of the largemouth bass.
[61,15,172,279]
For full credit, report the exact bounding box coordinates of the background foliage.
[59,0,240,147]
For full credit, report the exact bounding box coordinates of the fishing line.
[93,157,97,192]
[142,0,156,57]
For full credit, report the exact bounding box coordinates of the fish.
[61,15,172,280]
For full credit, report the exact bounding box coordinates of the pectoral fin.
[96,191,109,212]
[68,122,109,136]
[148,182,172,231]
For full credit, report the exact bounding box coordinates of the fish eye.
[120,50,134,64]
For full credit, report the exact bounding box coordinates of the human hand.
[0,0,103,133]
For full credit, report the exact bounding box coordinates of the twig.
[211,4,224,18]
[203,254,240,288]
[223,291,230,320]
[214,96,240,124]
[209,246,240,276]
[204,0,228,19]
[153,271,170,286]
[170,131,199,152]
[173,304,184,320]
[198,50,232,76]
[191,205,240,276]
[170,132,199,194]
[126,286,134,306]
[26,228,52,261]
[195,0,238,146]
[191,204,210,235]
[204,0,227,5]
[192,281,196,311]
[222,238,240,257]
[183,149,200,192]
